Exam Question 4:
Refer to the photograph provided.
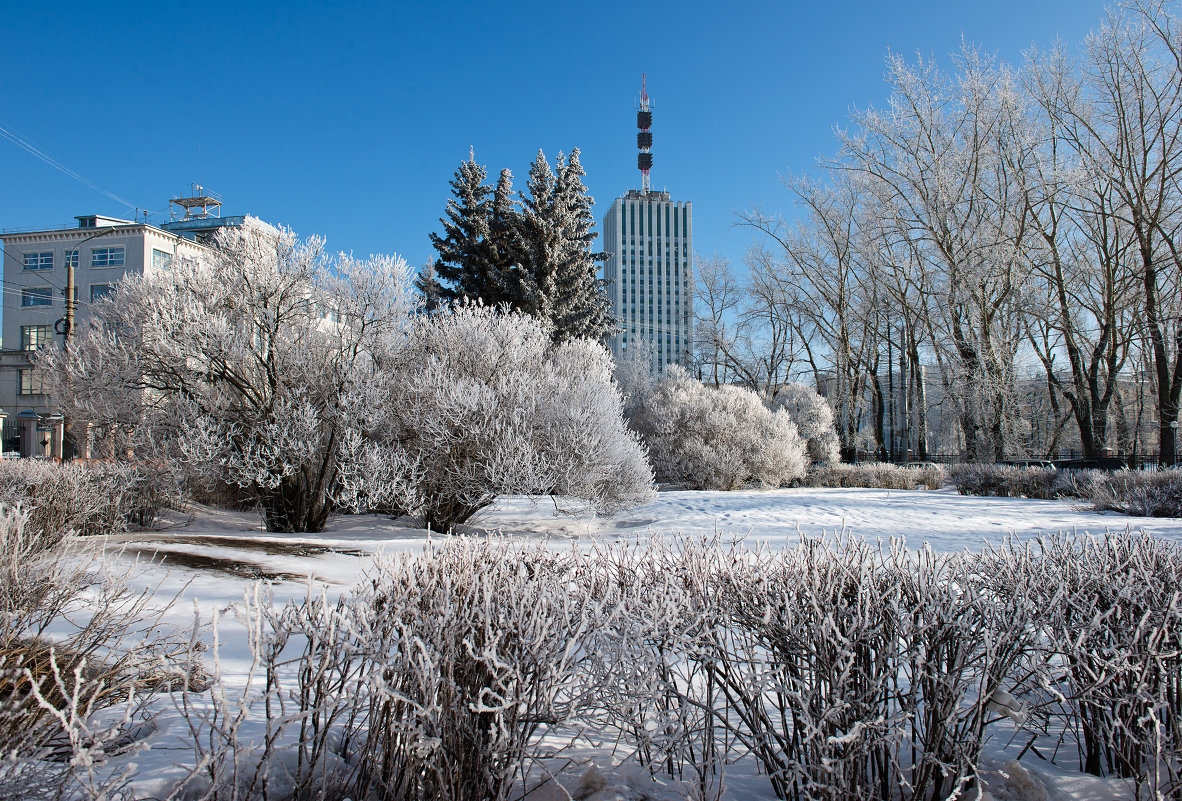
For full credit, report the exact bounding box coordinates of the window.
[23,252,52,271]
[91,246,125,268]
[151,248,172,271]
[65,250,78,269]
[21,287,52,307]
[18,369,44,396]
[90,284,114,302]
[20,325,50,351]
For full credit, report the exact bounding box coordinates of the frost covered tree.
[40,219,414,533]
[770,383,841,464]
[613,336,657,419]
[367,304,653,532]
[628,365,807,490]
[511,149,615,343]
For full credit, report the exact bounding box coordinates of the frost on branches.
[769,383,841,464]
[41,218,414,533]
[628,366,807,490]
[366,304,654,532]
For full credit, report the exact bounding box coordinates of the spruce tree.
[510,150,564,326]
[551,148,614,342]
[428,150,491,305]
[484,168,521,308]
[429,147,616,343]
[510,149,616,343]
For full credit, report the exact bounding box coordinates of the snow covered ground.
[87,487,1182,800]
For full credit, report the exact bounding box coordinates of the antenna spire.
[636,74,652,193]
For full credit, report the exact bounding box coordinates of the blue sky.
[3,1,1109,275]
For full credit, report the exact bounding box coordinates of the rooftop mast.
[637,74,652,193]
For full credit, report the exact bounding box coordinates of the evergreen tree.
[510,149,616,343]
[484,168,521,308]
[429,147,616,343]
[510,151,564,327]
[551,149,614,342]
[428,150,491,305]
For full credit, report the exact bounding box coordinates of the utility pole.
[54,226,114,459]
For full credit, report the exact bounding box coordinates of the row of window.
[23,247,129,271]
[21,247,174,272]
[21,284,113,307]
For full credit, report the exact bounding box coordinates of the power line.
[0,119,138,213]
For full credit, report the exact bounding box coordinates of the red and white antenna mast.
[637,73,653,193]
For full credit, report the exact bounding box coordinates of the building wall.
[0,220,207,455]
[602,191,693,372]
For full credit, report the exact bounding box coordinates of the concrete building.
[601,76,693,372]
[602,190,693,370]
[0,190,243,456]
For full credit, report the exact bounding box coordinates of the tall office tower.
[602,75,693,372]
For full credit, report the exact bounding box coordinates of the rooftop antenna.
[170,182,222,221]
[637,73,652,194]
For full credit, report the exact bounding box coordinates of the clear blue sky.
[3,0,1109,274]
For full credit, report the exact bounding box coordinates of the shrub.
[628,366,807,490]
[42,220,415,534]
[769,383,841,464]
[947,463,1182,518]
[800,461,945,490]
[0,459,176,545]
[166,532,1182,801]
[175,539,673,801]
[947,463,1093,500]
[977,532,1182,798]
[0,504,192,798]
[356,305,654,532]
[1091,468,1182,516]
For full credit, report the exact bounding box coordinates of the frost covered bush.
[689,538,1041,801]
[1090,468,1182,516]
[177,540,668,801]
[948,463,1182,517]
[159,532,1182,801]
[978,532,1182,799]
[0,505,192,798]
[948,463,1090,500]
[358,305,654,532]
[628,366,807,490]
[41,219,414,533]
[800,461,944,490]
[769,383,840,464]
[0,459,175,544]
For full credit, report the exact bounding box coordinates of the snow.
[77,487,1182,800]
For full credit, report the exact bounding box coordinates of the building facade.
[602,189,693,371]
[0,206,243,456]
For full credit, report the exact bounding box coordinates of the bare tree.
[692,253,745,387]
[739,176,881,459]
[1022,42,1141,459]
[1041,2,1182,463]
[839,45,1033,461]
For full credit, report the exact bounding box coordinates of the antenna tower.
[637,74,652,193]
[170,183,222,221]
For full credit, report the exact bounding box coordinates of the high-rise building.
[602,76,693,372]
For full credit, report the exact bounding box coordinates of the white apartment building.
[601,189,693,371]
[0,207,243,456]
